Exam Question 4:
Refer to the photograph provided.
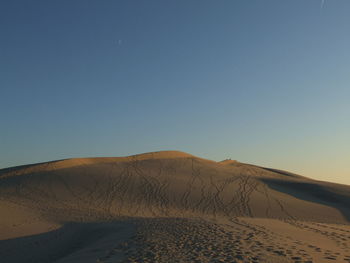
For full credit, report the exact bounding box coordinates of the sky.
[1,0,349,185]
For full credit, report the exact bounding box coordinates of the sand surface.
[0,151,349,262]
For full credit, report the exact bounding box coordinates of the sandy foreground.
[0,151,349,263]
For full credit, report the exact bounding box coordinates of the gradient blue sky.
[1,0,349,185]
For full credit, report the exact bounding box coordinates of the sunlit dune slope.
[0,151,349,223]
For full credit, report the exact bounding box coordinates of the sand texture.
[1,151,349,262]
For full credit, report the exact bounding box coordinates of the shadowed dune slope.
[1,151,349,223]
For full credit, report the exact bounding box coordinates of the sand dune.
[1,151,349,262]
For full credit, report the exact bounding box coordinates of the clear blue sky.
[1,0,349,185]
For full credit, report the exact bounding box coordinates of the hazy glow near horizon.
[1,1,349,185]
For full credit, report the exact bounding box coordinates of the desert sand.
[0,151,349,263]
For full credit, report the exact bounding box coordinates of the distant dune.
[1,151,350,263]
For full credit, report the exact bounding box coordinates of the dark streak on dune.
[262,178,350,221]
[257,167,302,178]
